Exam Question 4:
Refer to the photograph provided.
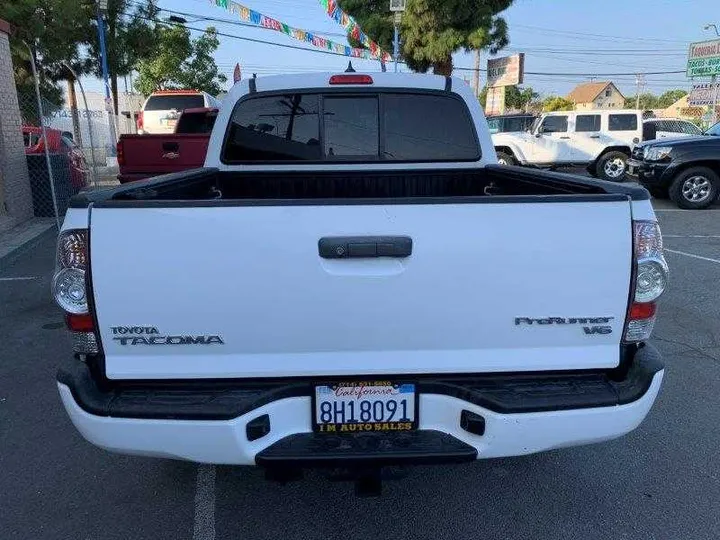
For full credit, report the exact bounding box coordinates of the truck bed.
[75,165,646,380]
[78,165,648,206]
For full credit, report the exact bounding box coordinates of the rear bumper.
[57,345,664,466]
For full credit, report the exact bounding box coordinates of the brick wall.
[0,19,33,226]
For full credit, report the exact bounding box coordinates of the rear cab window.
[222,90,480,163]
[145,94,205,111]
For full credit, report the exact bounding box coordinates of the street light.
[704,24,719,36]
[389,0,406,73]
[96,0,117,160]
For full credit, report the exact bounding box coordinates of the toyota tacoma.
[54,72,668,494]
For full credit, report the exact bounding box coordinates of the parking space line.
[664,248,720,265]
[0,276,38,281]
[193,464,216,540]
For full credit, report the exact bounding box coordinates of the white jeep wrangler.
[493,110,643,181]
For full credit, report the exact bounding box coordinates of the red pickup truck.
[117,107,217,183]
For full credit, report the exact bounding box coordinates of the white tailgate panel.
[91,201,632,379]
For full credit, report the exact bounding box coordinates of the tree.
[506,85,538,111]
[88,0,159,114]
[542,96,574,112]
[134,25,227,96]
[338,0,514,75]
[624,92,658,110]
[2,0,93,128]
[478,84,538,112]
[657,89,687,108]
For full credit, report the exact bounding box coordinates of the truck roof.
[227,72,453,102]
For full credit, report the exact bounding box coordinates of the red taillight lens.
[66,313,94,332]
[629,302,657,320]
[329,74,373,85]
[116,140,125,166]
[136,111,144,131]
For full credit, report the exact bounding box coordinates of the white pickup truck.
[54,72,667,494]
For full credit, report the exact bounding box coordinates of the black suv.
[628,121,720,209]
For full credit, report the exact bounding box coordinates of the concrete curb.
[0,222,57,269]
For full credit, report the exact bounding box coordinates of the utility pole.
[635,74,644,109]
[96,0,117,159]
[389,0,406,73]
[473,50,481,97]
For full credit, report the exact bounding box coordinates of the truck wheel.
[496,152,516,166]
[668,167,719,209]
[596,151,628,181]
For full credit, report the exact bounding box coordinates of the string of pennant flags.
[317,0,391,62]
[210,0,392,62]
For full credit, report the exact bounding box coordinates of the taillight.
[116,140,125,166]
[52,229,99,354]
[136,110,144,132]
[624,220,668,343]
[329,74,373,85]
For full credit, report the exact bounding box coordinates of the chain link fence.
[16,79,127,223]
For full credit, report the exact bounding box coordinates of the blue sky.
[96,0,720,98]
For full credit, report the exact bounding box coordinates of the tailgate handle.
[319,236,412,259]
[162,142,179,152]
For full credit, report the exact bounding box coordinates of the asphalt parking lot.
[1,200,719,540]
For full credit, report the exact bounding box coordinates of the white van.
[137,90,221,134]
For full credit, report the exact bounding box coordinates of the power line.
[511,23,689,44]
[123,4,690,80]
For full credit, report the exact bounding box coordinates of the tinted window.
[609,114,638,131]
[324,97,378,157]
[487,117,501,134]
[540,115,568,133]
[575,114,600,132]
[176,110,218,134]
[643,122,657,140]
[504,116,533,132]
[223,92,478,163]
[383,94,478,160]
[224,94,321,161]
[145,95,205,111]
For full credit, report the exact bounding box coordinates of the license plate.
[313,381,417,433]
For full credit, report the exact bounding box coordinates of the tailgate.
[119,135,209,176]
[90,200,633,380]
